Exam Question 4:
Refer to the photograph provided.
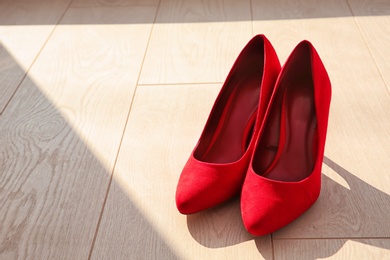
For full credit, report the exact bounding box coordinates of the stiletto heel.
[175,35,281,214]
[241,40,331,235]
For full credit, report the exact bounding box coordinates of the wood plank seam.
[345,0,390,97]
[87,1,163,259]
[0,0,73,115]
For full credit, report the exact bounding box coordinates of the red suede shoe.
[241,40,331,235]
[176,35,281,214]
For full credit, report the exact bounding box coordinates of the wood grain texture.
[139,0,253,84]
[2,0,390,259]
[273,239,390,260]
[252,0,390,239]
[348,0,390,92]
[0,0,70,114]
[71,0,158,7]
[91,84,273,259]
[0,80,111,260]
[0,6,156,259]
[0,44,26,114]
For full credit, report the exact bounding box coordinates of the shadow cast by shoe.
[271,156,390,258]
[186,155,390,258]
[291,156,390,239]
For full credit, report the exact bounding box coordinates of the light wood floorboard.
[138,0,253,84]
[348,0,390,93]
[71,0,159,7]
[273,238,390,260]
[0,5,156,259]
[1,0,390,259]
[0,0,71,114]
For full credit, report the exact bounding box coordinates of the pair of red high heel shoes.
[175,35,331,236]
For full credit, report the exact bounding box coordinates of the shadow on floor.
[0,44,179,259]
[187,156,390,258]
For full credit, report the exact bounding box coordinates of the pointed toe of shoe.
[175,155,248,214]
[241,190,294,236]
[175,189,200,215]
[174,34,281,215]
[241,168,321,236]
[175,166,215,214]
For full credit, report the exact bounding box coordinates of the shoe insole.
[201,78,260,163]
[263,78,316,182]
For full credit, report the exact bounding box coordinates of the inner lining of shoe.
[194,38,264,164]
[253,45,317,182]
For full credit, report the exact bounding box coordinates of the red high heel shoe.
[241,40,331,235]
[176,35,281,214]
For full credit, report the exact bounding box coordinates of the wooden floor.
[1,0,390,259]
